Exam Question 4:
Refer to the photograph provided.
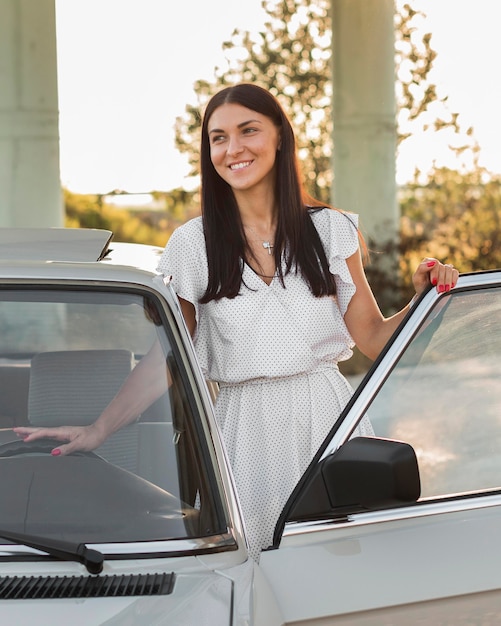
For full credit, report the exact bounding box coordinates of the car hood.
[0,568,235,625]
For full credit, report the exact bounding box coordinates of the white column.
[0,0,63,227]
[331,0,397,243]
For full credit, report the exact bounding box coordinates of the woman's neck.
[236,200,277,233]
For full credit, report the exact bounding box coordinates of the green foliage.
[64,189,113,231]
[151,188,200,222]
[63,188,198,247]
[361,160,501,317]
[399,165,501,281]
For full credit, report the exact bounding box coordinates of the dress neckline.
[244,262,277,287]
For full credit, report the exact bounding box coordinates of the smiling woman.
[152,83,457,561]
[15,83,458,562]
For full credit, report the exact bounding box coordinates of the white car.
[0,227,500,625]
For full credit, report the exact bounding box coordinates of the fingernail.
[451,282,456,288]
[432,278,437,286]
[51,449,61,457]
[445,284,450,292]
[427,261,436,267]
[438,285,445,293]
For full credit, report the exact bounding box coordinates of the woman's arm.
[178,297,197,336]
[344,251,458,360]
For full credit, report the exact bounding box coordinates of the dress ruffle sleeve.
[311,208,360,317]
[156,218,207,320]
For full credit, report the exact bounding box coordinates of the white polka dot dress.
[157,208,370,561]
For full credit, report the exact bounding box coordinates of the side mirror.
[288,437,421,522]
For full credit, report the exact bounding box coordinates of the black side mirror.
[288,437,421,522]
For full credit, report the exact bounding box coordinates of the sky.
[55,0,501,194]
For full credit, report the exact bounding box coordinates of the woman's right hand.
[13,423,107,456]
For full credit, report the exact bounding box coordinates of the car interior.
[0,288,226,545]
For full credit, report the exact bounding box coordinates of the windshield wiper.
[0,529,104,574]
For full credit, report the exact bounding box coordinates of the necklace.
[261,241,274,255]
[244,224,275,255]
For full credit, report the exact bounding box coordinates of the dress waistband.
[217,363,340,389]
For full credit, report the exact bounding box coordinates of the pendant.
[262,241,273,255]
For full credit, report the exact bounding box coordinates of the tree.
[399,162,501,285]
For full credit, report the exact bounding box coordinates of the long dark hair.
[199,83,338,303]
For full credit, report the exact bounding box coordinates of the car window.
[365,286,501,499]
[0,287,229,551]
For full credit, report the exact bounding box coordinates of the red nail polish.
[438,285,445,293]
[432,278,437,286]
[427,260,436,267]
[445,284,450,291]
[451,282,456,288]
[51,449,61,457]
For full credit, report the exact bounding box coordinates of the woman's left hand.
[412,257,459,296]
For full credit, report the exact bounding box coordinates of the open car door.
[258,273,501,624]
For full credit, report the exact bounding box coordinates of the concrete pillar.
[331,0,397,244]
[0,0,62,227]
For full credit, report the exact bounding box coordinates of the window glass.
[0,288,228,550]
[366,287,501,498]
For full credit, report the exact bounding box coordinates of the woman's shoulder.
[307,206,360,261]
[308,206,359,235]
[164,216,204,251]
[157,216,205,273]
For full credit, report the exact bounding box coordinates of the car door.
[259,271,501,624]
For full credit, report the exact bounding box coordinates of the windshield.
[0,287,228,552]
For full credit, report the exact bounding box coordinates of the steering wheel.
[0,438,103,459]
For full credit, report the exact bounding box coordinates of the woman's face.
[207,103,281,195]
